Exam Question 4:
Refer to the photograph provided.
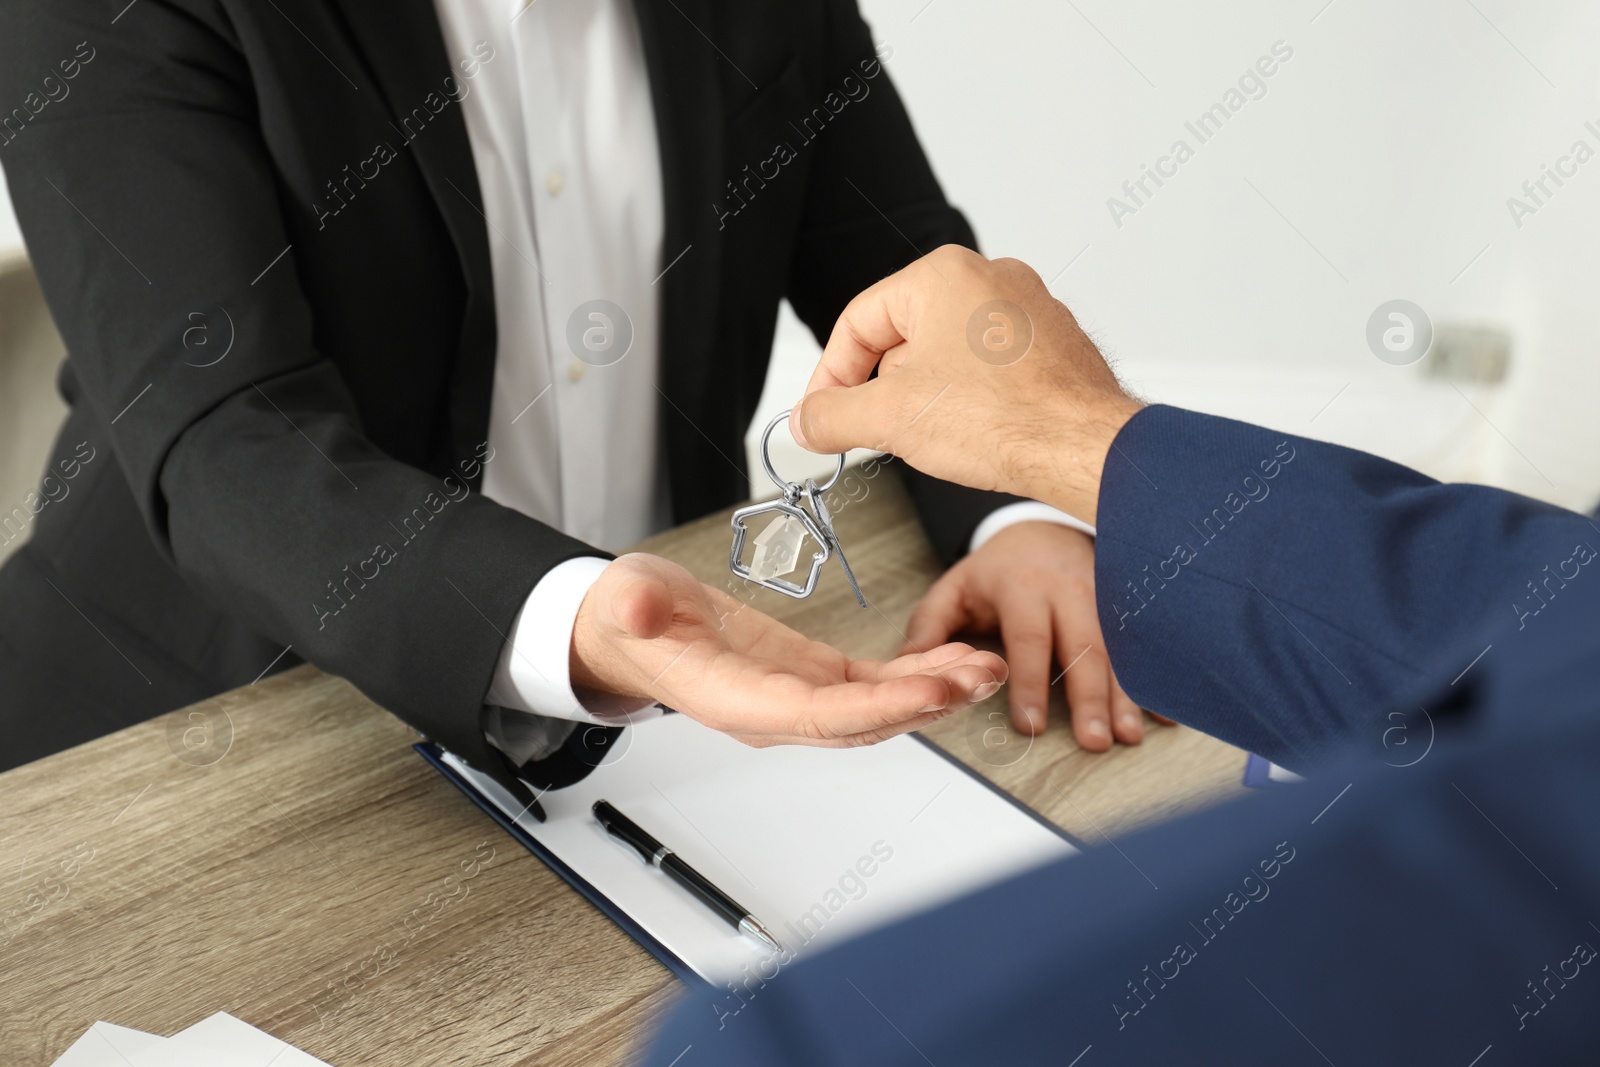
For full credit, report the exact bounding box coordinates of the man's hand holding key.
[790,246,1159,751]
[793,245,1144,525]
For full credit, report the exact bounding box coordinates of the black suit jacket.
[0,0,1017,778]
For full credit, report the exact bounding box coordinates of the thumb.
[900,570,969,657]
[608,569,675,640]
[791,379,892,455]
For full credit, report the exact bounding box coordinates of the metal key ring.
[760,409,843,494]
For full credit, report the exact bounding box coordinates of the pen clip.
[604,827,659,865]
[593,799,666,865]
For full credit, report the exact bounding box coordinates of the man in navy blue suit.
[644,247,1600,1064]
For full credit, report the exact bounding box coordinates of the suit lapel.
[323,0,498,475]
[632,0,729,516]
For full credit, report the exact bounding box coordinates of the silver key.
[805,478,867,608]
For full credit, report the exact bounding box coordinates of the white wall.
[756,0,1600,511]
[7,2,1599,509]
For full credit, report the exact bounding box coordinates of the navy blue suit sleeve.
[1094,405,1596,769]
[642,403,1600,1067]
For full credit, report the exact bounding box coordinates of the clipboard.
[418,714,1082,989]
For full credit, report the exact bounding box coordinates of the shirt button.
[567,359,586,382]
[546,171,565,196]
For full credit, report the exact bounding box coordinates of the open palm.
[571,553,1007,747]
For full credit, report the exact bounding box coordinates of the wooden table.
[0,471,1248,1066]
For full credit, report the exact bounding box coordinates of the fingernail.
[1022,706,1046,731]
[972,681,1001,702]
[917,703,946,716]
[1084,719,1109,743]
[789,402,809,450]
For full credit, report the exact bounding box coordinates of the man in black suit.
[0,0,1130,789]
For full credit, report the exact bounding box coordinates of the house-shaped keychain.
[728,409,865,607]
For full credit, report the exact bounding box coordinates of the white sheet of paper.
[445,714,1075,985]
[50,1022,166,1067]
[125,1012,329,1067]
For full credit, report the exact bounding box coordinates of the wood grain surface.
[0,470,1247,1066]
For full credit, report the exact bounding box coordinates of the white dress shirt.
[432,0,665,738]
[431,0,1088,746]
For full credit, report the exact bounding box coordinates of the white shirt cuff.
[968,501,1096,554]
[487,556,664,726]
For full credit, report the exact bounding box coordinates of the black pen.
[593,799,782,952]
